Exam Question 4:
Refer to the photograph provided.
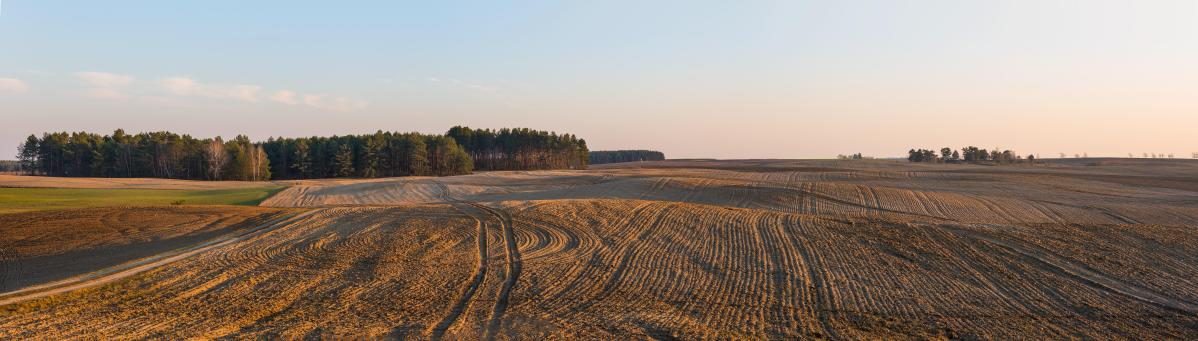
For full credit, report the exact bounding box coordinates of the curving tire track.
[431,181,523,340]
[427,207,488,340]
[942,223,1198,315]
[468,202,521,341]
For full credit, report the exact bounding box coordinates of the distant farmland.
[2,159,1197,339]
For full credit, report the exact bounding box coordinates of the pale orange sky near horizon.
[1,1,1196,159]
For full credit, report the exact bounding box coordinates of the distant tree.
[333,142,354,177]
[940,147,952,160]
[290,139,312,178]
[223,135,256,181]
[17,134,39,175]
[18,128,495,181]
[360,131,385,178]
[907,149,939,162]
[447,126,589,170]
[0,160,21,173]
[405,136,429,176]
[951,150,960,161]
[204,137,228,180]
[1027,154,1036,163]
[250,145,270,181]
[333,144,355,177]
[961,146,982,162]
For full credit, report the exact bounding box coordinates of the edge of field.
[0,184,289,214]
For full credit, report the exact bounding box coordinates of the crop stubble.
[2,159,1197,339]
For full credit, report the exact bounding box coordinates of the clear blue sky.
[2,1,1196,158]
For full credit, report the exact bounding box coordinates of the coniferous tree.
[333,144,355,177]
[19,127,580,181]
[17,135,39,175]
[589,150,665,164]
[446,126,589,170]
[406,136,429,176]
[290,139,312,178]
[361,131,385,178]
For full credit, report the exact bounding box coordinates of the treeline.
[446,126,589,171]
[16,127,594,180]
[262,132,472,179]
[907,146,1033,163]
[589,150,665,164]
[836,153,873,160]
[16,130,270,180]
[0,160,20,173]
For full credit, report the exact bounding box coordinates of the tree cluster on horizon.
[836,153,876,160]
[446,126,589,171]
[16,127,594,181]
[17,130,270,180]
[589,150,665,164]
[262,131,472,179]
[0,160,21,173]
[908,146,1032,164]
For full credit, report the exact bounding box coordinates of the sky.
[1,1,1196,159]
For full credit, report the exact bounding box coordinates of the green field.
[0,187,286,214]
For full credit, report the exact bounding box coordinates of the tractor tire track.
[427,207,489,340]
[468,202,521,341]
[433,181,522,340]
[943,223,1198,315]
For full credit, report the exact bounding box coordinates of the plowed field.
[2,159,1197,339]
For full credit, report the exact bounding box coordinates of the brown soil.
[0,206,294,290]
[2,159,1197,339]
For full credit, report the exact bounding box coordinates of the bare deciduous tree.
[248,144,268,181]
[204,137,228,180]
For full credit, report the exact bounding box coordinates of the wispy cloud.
[57,72,367,110]
[81,88,129,99]
[77,72,134,87]
[302,94,369,112]
[76,72,135,99]
[160,76,262,102]
[269,90,299,105]
[0,78,29,94]
[426,76,499,94]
